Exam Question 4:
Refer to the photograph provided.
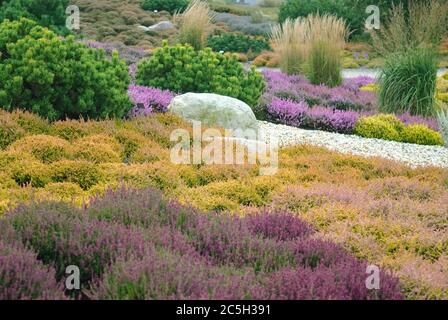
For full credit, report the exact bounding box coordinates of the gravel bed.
[258,121,448,169]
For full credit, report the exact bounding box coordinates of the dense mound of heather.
[1,187,403,300]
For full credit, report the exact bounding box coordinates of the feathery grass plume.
[175,0,215,51]
[305,14,348,87]
[270,18,308,75]
[371,1,448,56]
[371,1,448,116]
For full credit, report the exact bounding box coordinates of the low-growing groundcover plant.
[0,18,131,121]
[0,240,66,300]
[354,114,444,146]
[0,187,403,300]
[0,110,446,299]
[260,70,442,145]
[136,42,265,107]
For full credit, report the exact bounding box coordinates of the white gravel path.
[258,121,448,169]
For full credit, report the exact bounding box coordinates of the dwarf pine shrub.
[136,42,265,107]
[0,19,131,121]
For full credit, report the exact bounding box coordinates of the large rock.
[139,21,175,32]
[168,93,259,134]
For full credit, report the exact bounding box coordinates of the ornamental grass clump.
[304,14,348,87]
[270,18,308,75]
[379,48,438,117]
[175,0,215,51]
[371,1,448,116]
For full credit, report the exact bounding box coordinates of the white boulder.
[168,93,259,134]
[141,21,175,32]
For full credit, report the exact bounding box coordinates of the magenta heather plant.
[2,187,404,300]
[262,70,378,113]
[397,112,439,131]
[7,202,149,283]
[267,97,363,134]
[89,250,266,300]
[128,85,175,116]
[267,97,308,127]
[245,210,314,241]
[343,76,376,90]
[0,241,66,300]
[262,70,439,134]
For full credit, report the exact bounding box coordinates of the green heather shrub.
[141,0,189,14]
[379,49,438,117]
[8,135,72,163]
[207,33,271,55]
[355,114,406,142]
[355,114,443,146]
[136,42,265,106]
[9,157,51,188]
[50,160,102,190]
[0,19,131,121]
[402,124,444,146]
[0,0,69,34]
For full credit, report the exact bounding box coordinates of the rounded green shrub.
[141,0,189,14]
[50,160,102,190]
[402,124,444,146]
[354,114,405,142]
[0,18,131,121]
[354,114,443,146]
[72,134,123,164]
[136,42,265,107]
